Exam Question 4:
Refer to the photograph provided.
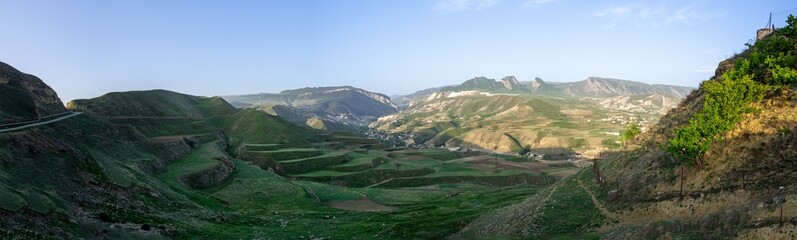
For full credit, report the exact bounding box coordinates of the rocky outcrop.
[500,76,527,91]
[343,87,398,111]
[178,156,235,189]
[529,77,547,90]
[0,61,67,123]
[442,76,531,93]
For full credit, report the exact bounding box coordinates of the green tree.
[621,123,641,143]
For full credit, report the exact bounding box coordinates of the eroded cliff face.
[0,61,66,122]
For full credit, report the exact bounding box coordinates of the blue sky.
[0,0,795,102]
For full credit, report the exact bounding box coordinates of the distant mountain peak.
[444,76,531,93]
[530,77,547,89]
[500,76,525,91]
[223,85,399,130]
[567,77,694,98]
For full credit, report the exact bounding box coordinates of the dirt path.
[0,112,82,133]
[548,168,582,180]
[532,179,564,215]
[494,177,566,234]
[365,178,394,188]
[576,177,619,221]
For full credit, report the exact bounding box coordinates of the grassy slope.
[0,103,581,240]
[213,109,316,149]
[158,141,226,188]
[162,153,553,239]
[67,90,235,117]
[458,169,605,239]
[2,74,596,239]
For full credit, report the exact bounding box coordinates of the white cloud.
[524,0,559,7]
[434,0,499,12]
[666,7,706,24]
[476,0,498,9]
[637,7,666,19]
[434,0,470,12]
[694,66,716,74]
[594,5,632,17]
[594,4,712,26]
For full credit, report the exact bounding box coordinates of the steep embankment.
[0,61,67,123]
[595,19,797,239]
[1,89,213,238]
[461,17,797,239]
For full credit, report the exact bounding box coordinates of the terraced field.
[147,132,588,238]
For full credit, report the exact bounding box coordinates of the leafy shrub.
[665,15,797,166]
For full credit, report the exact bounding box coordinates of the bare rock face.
[500,76,522,90]
[530,77,547,90]
[0,61,67,123]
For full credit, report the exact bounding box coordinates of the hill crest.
[0,61,67,123]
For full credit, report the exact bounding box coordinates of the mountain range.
[373,75,694,156]
[2,18,797,239]
[223,86,398,131]
[0,22,794,238]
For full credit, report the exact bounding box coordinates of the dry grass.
[606,190,753,230]
[736,223,797,240]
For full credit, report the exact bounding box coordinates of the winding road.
[0,112,82,133]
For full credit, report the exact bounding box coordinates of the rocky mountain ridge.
[374,75,694,155]
[395,76,693,109]
[564,77,694,98]
[223,86,399,130]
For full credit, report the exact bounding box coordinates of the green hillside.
[67,89,237,117]
[2,68,584,239]
[0,61,67,123]
[441,76,530,94]
[4,15,795,240]
[212,108,316,149]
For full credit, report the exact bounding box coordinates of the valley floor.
[137,132,584,239]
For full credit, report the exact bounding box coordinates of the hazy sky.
[1,0,795,102]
